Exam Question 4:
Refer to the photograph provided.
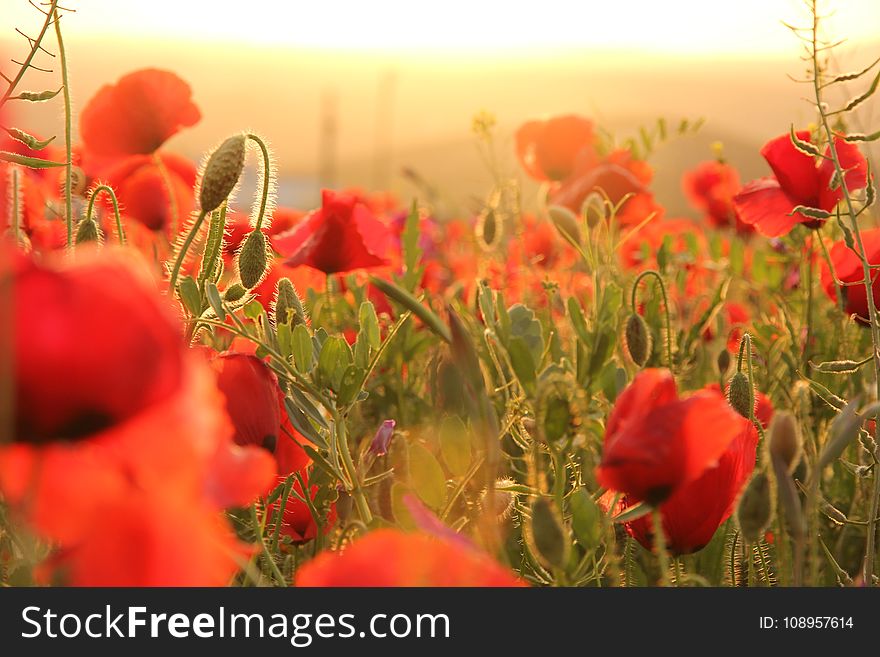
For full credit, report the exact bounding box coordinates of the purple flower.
[369,419,396,457]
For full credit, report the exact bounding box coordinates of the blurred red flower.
[515,115,595,182]
[264,474,336,545]
[603,383,759,554]
[596,368,753,504]
[820,227,880,323]
[733,131,867,237]
[1,249,274,585]
[682,160,753,234]
[79,68,200,158]
[274,189,392,274]
[295,529,525,586]
[211,353,282,451]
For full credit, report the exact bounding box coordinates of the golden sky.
[6,0,880,57]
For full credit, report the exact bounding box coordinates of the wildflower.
[820,227,880,323]
[295,529,524,586]
[596,368,752,504]
[515,114,595,182]
[264,473,336,545]
[682,160,752,234]
[733,131,867,237]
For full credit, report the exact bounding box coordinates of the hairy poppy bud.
[769,411,802,473]
[624,313,651,367]
[528,498,568,570]
[717,349,731,377]
[238,230,268,289]
[274,277,306,326]
[736,470,773,543]
[224,283,247,302]
[548,205,581,244]
[727,371,753,419]
[200,134,246,212]
[74,217,102,244]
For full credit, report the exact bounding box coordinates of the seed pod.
[528,498,568,570]
[199,134,246,212]
[623,313,651,366]
[548,205,581,244]
[224,283,247,302]
[717,349,731,377]
[74,217,102,244]
[727,371,753,419]
[768,411,802,473]
[238,230,268,289]
[274,277,306,326]
[735,471,773,543]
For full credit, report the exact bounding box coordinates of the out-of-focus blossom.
[683,160,752,234]
[821,227,880,324]
[515,115,595,182]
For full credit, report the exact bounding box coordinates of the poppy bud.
[238,230,268,289]
[527,498,568,570]
[768,411,802,473]
[224,283,247,302]
[624,313,651,367]
[74,217,102,244]
[274,277,306,326]
[548,205,581,244]
[727,371,753,419]
[735,470,773,543]
[717,349,731,377]
[199,133,246,212]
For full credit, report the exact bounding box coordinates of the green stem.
[11,166,20,244]
[817,229,845,311]
[631,270,673,370]
[810,0,880,583]
[250,504,286,586]
[805,231,815,369]
[87,184,125,245]
[246,133,272,231]
[653,508,671,586]
[168,210,207,292]
[53,8,73,248]
[198,204,227,291]
[332,409,373,524]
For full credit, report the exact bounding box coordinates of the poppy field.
[3,1,880,589]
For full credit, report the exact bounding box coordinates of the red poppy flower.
[295,529,525,587]
[79,68,201,158]
[733,131,868,237]
[821,227,880,323]
[1,249,274,584]
[603,386,759,554]
[274,189,392,274]
[264,473,336,545]
[683,160,752,234]
[210,353,282,451]
[596,368,753,504]
[99,151,198,233]
[515,115,595,182]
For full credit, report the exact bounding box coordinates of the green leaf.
[391,483,417,529]
[205,282,225,318]
[529,498,568,569]
[570,488,602,549]
[408,442,447,509]
[0,151,67,168]
[369,276,451,343]
[277,321,293,359]
[283,397,328,450]
[317,335,352,392]
[178,276,201,316]
[292,324,314,372]
[439,416,472,477]
[3,127,55,151]
[567,297,591,345]
[612,501,652,523]
[337,365,366,407]
[508,303,544,363]
[507,336,537,396]
[243,300,264,320]
[358,301,381,350]
[401,199,424,291]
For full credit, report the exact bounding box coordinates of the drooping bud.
[717,349,731,377]
[74,216,102,244]
[238,230,268,289]
[369,419,396,457]
[735,470,773,543]
[768,411,802,473]
[727,371,753,419]
[548,205,581,244]
[274,277,306,326]
[199,134,246,212]
[623,313,652,367]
